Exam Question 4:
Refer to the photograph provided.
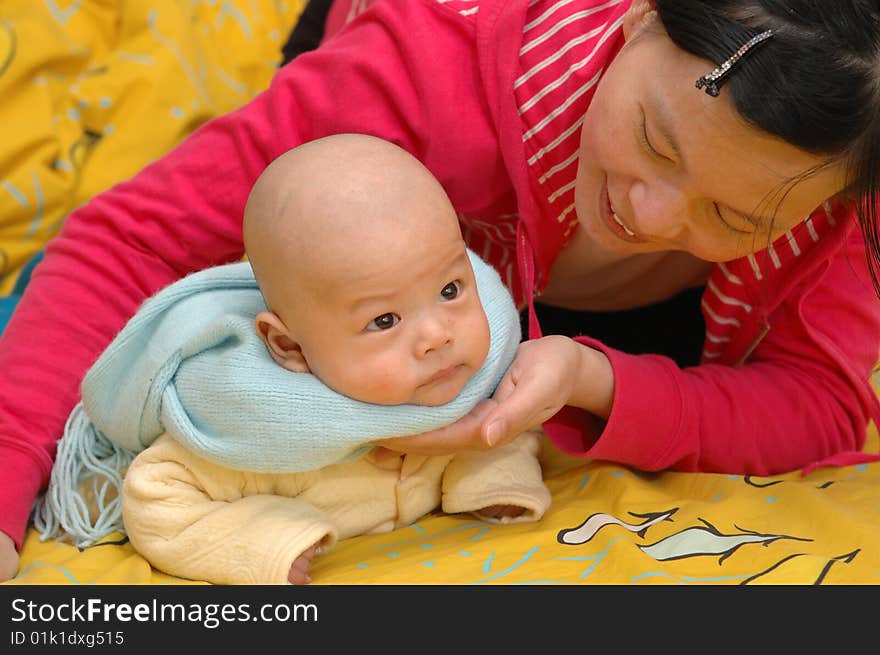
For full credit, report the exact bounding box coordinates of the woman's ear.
[255,311,311,373]
[622,0,658,41]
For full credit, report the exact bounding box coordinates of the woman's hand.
[0,530,20,582]
[373,336,614,457]
[371,397,500,459]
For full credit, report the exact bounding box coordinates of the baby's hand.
[287,544,319,585]
[475,504,527,521]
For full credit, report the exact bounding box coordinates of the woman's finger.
[481,378,555,447]
[374,399,499,454]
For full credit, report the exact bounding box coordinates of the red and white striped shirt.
[509,0,844,365]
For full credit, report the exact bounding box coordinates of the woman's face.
[574,7,847,263]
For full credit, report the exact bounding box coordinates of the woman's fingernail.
[486,420,504,446]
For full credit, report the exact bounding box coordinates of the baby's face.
[289,233,491,406]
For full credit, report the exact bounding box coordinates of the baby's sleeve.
[121,434,337,584]
[441,428,551,523]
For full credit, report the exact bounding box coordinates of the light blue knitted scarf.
[33,250,521,547]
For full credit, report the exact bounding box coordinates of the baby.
[120,134,550,585]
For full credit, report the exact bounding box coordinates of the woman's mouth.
[602,183,643,243]
[612,211,636,236]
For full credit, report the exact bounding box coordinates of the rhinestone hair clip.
[695,28,774,97]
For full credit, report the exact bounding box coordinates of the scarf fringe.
[32,402,136,548]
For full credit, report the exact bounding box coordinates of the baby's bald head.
[243,134,489,406]
[243,133,461,313]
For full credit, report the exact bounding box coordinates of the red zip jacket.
[1,0,879,549]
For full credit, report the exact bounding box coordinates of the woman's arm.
[553,227,880,475]
[0,0,466,553]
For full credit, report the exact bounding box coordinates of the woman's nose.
[628,176,689,240]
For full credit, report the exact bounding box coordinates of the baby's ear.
[255,311,311,373]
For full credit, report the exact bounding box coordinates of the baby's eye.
[366,313,400,331]
[440,280,461,301]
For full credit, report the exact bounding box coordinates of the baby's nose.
[418,316,453,356]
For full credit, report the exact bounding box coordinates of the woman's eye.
[713,204,750,235]
[636,108,673,163]
[440,280,461,301]
[637,118,658,156]
[366,313,400,331]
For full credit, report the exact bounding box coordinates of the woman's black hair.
[655,0,880,293]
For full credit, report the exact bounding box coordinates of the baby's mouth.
[424,364,463,386]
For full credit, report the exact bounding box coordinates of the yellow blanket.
[4,1,880,586]
[0,0,305,293]
[11,423,880,585]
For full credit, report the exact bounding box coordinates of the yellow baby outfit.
[122,430,550,584]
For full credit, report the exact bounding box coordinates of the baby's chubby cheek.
[307,355,410,405]
[347,365,418,406]
[468,310,492,369]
